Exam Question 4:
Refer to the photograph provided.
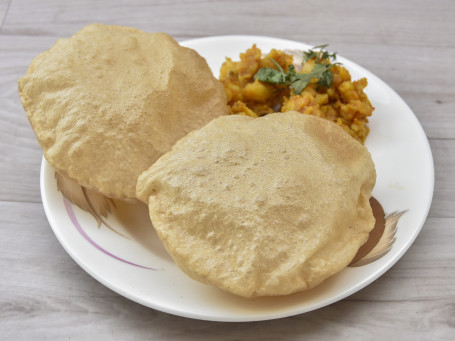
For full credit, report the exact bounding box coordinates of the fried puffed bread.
[18,23,228,201]
[137,112,376,297]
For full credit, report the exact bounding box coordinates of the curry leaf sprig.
[254,45,340,94]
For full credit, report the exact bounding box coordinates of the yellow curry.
[219,45,374,142]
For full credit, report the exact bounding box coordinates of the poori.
[18,23,228,201]
[137,112,376,297]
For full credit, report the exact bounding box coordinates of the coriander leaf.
[254,50,341,94]
[303,44,337,63]
[311,63,329,75]
[254,58,290,84]
[310,63,336,89]
[289,73,312,94]
[317,67,333,89]
[270,58,285,74]
[254,67,288,84]
[303,49,317,62]
[286,64,298,80]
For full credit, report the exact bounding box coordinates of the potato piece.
[242,79,275,103]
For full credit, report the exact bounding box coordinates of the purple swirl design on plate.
[63,198,155,270]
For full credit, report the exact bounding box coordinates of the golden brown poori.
[137,112,376,297]
[18,23,228,201]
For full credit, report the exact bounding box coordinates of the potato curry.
[219,45,374,142]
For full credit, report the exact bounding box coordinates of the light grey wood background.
[1,0,454,340]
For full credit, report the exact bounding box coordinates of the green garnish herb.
[254,45,340,94]
[302,44,338,62]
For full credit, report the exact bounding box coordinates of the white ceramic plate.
[40,35,434,322]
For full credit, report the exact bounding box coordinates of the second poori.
[137,112,376,297]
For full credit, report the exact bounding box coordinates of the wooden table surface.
[1,0,454,339]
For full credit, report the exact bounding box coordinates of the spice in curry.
[219,45,374,142]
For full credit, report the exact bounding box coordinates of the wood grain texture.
[1,0,454,339]
[0,0,10,26]
[1,0,454,47]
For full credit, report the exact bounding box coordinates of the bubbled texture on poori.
[137,112,376,297]
[18,23,228,200]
